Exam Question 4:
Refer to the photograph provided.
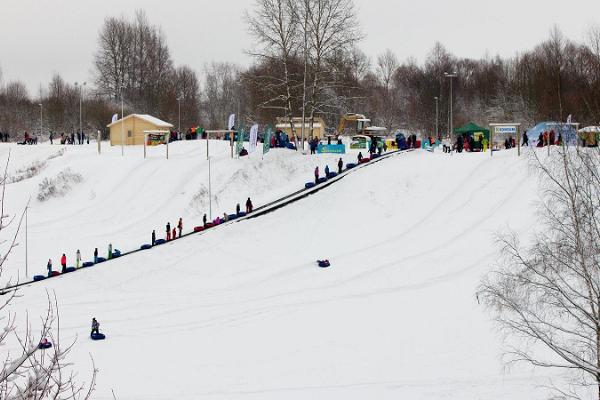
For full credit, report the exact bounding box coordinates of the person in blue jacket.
[47,259,53,277]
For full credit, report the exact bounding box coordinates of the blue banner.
[317,144,345,154]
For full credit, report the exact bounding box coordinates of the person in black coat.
[246,197,253,213]
[337,158,343,173]
[358,152,363,162]
[152,230,156,246]
[522,131,529,146]
[456,136,464,153]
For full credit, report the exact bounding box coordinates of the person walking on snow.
[522,131,529,147]
[314,166,319,184]
[94,248,98,264]
[246,197,253,213]
[152,230,156,246]
[177,218,183,238]
[107,243,113,259]
[60,254,67,273]
[236,203,241,215]
[357,152,363,162]
[203,214,207,227]
[47,259,53,277]
[91,318,100,335]
[76,249,81,268]
[338,158,343,174]
[166,222,171,241]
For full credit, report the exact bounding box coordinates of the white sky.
[1,0,599,94]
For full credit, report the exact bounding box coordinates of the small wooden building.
[275,117,327,139]
[108,114,173,146]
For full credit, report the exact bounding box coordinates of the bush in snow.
[37,168,83,201]
[9,160,47,183]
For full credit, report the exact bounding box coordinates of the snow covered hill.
[3,143,561,399]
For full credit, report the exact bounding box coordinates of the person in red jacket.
[177,218,183,238]
[60,253,67,273]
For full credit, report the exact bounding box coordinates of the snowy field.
[2,142,565,399]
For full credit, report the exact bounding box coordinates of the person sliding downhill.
[91,318,100,335]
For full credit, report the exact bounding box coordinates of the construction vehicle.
[337,113,387,136]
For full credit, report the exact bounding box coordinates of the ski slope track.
[1,148,408,293]
[2,142,565,399]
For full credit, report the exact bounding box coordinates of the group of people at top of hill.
[49,130,89,145]
[46,245,114,276]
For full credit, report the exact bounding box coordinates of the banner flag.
[228,114,236,130]
[263,128,272,155]
[111,113,119,123]
[249,124,258,152]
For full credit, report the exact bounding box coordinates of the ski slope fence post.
[97,130,101,154]
[166,133,170,160]
[144,133,147,159]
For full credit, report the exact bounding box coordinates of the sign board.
[350,136,370,150]
[494,126,517,135]
[317,144,345,154]
[147,133,167,146]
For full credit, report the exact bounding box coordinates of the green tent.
[454,122,490,139]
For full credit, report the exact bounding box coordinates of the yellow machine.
[337,113,387,136]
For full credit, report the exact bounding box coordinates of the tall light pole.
[434,96,439,139]
[25,204,29,278]
[444,72,457,137]
[177,96,181,137]
[38,103,43,139]
[75,82,86,142]
[121,85,125,156]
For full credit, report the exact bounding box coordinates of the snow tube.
[371,153,381,159]
[317,177,327,184]
[155,239,166,245]
[90,333,106,341]
[317,260,331,268]
[38,342,53,349]
[346,163,356,169]
[228,214,237,220]
[286,143,297,150]
[112,249,122,257]
[359,157,370,164]
[327,172,338,178]
[237,212,247,217]
[305,182,316,189]
[193,226,204,232]
[50,271,61,277]
[205,222,214,228]
[140,244,152,250]
[33,275,46,282]
[65,267,76,273]
[96,257,106,263]
[82,261,94,268]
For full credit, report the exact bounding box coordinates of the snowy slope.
[1,141,347,284]
[4,146,562,399]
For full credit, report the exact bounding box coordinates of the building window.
[128,130,132,137]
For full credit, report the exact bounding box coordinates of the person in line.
[94,248,98,264]
[324,165,330,177]
[47,259,53,277]
[76,249,81,268]
[223,213,229,222]
[166,222,171,241]
[522,131,529,147]
[246,197,253,213]
[177,218,183,238]
[337,158,343,174]
[91,318,100,335]
[152,230,156,246]
[107,243,113,259]
[203,214,207,227]
[60,253,67,273]
[236,203,241,215]
[357,152,363,162]
[314,166,319,184]
[172,227,177,241]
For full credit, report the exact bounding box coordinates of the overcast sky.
[1,0,599,94]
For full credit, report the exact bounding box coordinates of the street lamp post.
[177,97,181,138]
[38,103,43,139]
[25,204,28,278]
[121,86,125,156]
[444,72,457,137]
[434,96,439,139]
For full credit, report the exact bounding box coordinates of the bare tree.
[480,145,600,399]
[246,0,300,137]
[0,153,97,399]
